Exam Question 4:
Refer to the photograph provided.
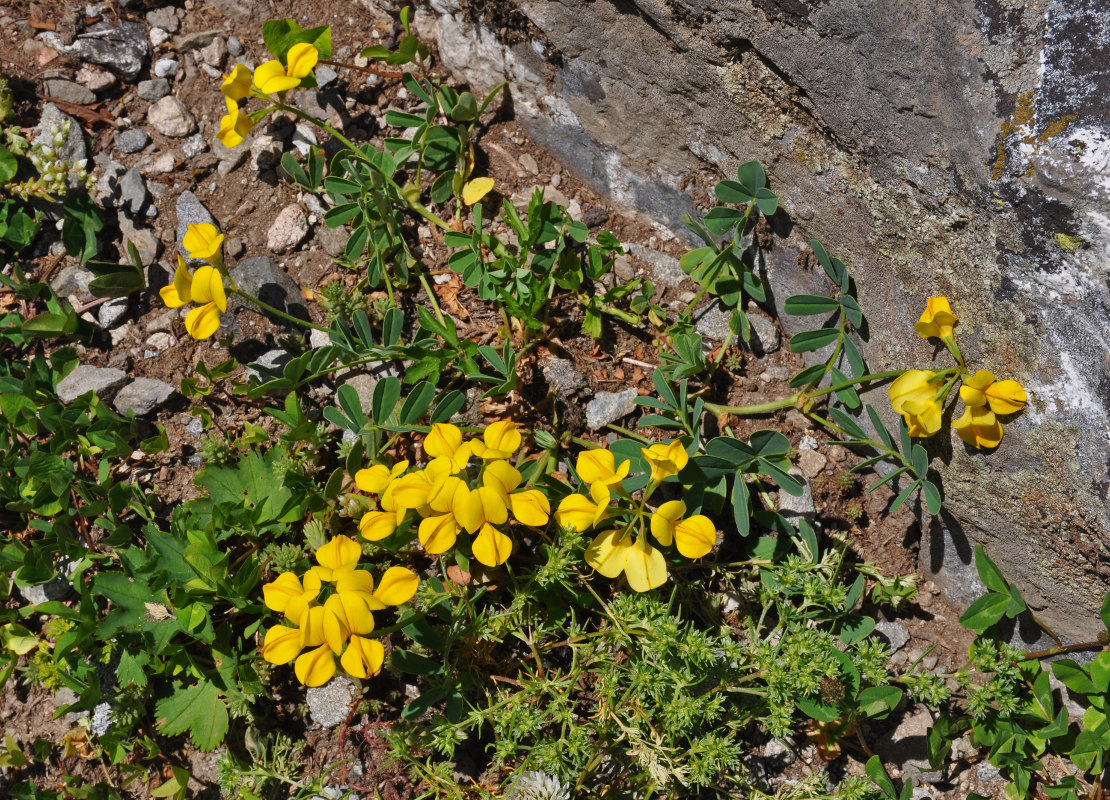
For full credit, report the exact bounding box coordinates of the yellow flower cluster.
[159,223,228,339]
[554,442,716,592]
[355,421,551,568]
[889,296,1028,448]
[217,42,319,148]
[260,536,417,686]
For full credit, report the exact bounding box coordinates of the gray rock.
[748,313,781,355]
[56,365,128,404]
[776,467,815,524]
[51,265,94,297]
[136,78,170,103]
[113,377,175,416]
[225,237,245,258]
[152,57,179,78]
[175,30,222,51]
[339,373,378,416]
[175,191,218,266]
[310,328,332,349]
[119,217,160,266]
[762,739,795,765]
[876,707,939,785]
[542,357,587,395]
[97,297,130,329]
[317,225,349,257]
[585,387,639,430]
[227,36,242,57]
[75,64,116,92]
[34,104,86,173]
[230,256,310,322]
[306,675,358,727]
[181,133,208,159]
[217,146,250,176]
[796,448,826,479]
[267,205,310,253]
[149,27,170,48]
[625,243,686,287]
[44,79,96,106]
[246,349,292,382]
[147,96,196,137]
[116,128,151,153]
[119,168,151,217]
[199,37,227,69]
[875,621,911,655]
[694,302,731,341]
[19,575,71,605]
[42,21,148,80]
[316,64,337,86]
[145,7,180,34]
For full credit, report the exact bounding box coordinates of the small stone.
[318,225,349,256]
[184,415,204,438]
[230,256,310,321]
[777,467,815,523]
[152,57,179,78]
[181,133,207,158]
[116,128,151,153]
[145,7,179,33]
[694,302,731,341]
[763,739,795,764]
[797,449,827,479]
[306,675,358,727]
[147,95,196,137]
[226,35,242,56]
[75,64,116,92]
[119,168,151,217]
[199,37,227,69]
[875,621,911,654]
[97,297,130,329]
[149,27,170,48]
[146,332,175,351]
[585,388,639,430]
[827,445,849,462]
[174,30,222,51]
[625,243,686,287]
[113,377,175,416]
[542,358,587,395]
[142,151,175,174]
[550,172,562,187]
[339,373,378,416]
[41,21,148,80]
[291,123,317,157]
[44,79,97,106]
[51,265,94,297]
[245,349,291,383]
[225,237,245,258]
[519,153,539,174]
[57,365,128,404]
[748,313,781,355]
[137,78,170,102]
[267,205,310,253]
[799,434,819,450]
[217,146,249,175]
[309,328,331,349]
[760,364,792,383]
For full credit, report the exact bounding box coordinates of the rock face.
[424,0,1110,640]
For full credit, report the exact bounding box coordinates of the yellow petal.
[262,571,304,613]
[260,624,303,665]
[372,566,419,606]
[253,58,300,94]
[914,296,957,340]
[954,405,1003,449]
[182,223,223,262]
[576,449,616,486]
[299,605,326,648]
[984,379,1027,415]
[554,493,601,532]
[650,500,685,547]
[359,509,401,541]
[462,177,495,205]
[509,489,550,527]
[472,523,513,567]
[341,635,384,679]
[419,513,459,554]
[624,540,668,592]
[427,475,467,514]
[356,464,395,494]
[888,370,937,414]
[455,485,509,533]
[295,643,336,686]
[901,397,944,437]
[642,441,689,483]
[323,594,357,654]
[479,419,521,458]
[674,515,716,559]
[221,64,253,101]
[391,472,434,511]
[483,460,522,495]
[185,302,222,340]
[285,42,319,80]
[424,423,464,460]
[159,258,193,307]
[316,536,362,572]
[585,529,631,578]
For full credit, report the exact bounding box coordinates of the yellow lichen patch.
[1053,232,1086,252]
[990,91,1077,180]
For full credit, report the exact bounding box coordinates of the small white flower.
[505,771,571,800]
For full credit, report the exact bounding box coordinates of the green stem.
[704,368,908,419]
[227,288,328,332]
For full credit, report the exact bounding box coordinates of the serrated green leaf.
[155,681,228,751]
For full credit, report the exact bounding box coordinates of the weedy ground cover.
[0,9,1107,800]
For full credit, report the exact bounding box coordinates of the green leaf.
[372,376,401,424]
[736,160,768,191]
[337,383,367,429]
[754,187,779,216]
[959,591,1010,633]
[155,681,229,751]
[789,327,839,353]
[784,294,841,315]
[830,407,867,440]
[195,447,302,524]
[262,19,332,61]
[732,475,751,537]
[1102,592,1110,633]
[840,614,875,645]
[1005,583,1026,618]
[857,686,902,719]
[0,145,16,183]
[703,207,744,235]
[865,754,898,798]
[921,480,942,515]
[910,444,928,479]
[714,180,753,204]
[392,649,442,675]
[889,477,922,511]
[974,545,1009,594]
[1053,659,1097,695]
[402,684,448,720]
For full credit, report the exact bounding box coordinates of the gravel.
[116,128,151,153]
[137,78,170,102]
[56,365,129,404]
[267,205,310,253]
[147,95,196,137]
[585,388,639,430]
[44,79,97,105]
[42,21,149,80]
[305,676,358,727]
[113,377,176,416]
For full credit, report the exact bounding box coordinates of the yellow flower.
[462,177,494,205]
[953,404,1003,449]
[650,501,716,559]
[159,259,227,339]
[585,530,667,592]
[914,296,957,341]
[254,42,319,94]
[182,223,224,262]
[295,642,337,687]
[958,369,994,408]
[216,97,254,149]
[309,535,362,583]
[575,449,630,490]
[158,255,195,308]
[888,369,944,437]
[262,570,321,626]
[355,461,409,494]
[554,483,612,531]
[482,461,551,527]
[469,420,522,460]
[642,441,689,483]
[341,635,385,679]
[220,64,253,101]
[423,423,473,472]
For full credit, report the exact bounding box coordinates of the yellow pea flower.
[310,535,362,583]
[650,500,717,559]
[216,96,254,149]
[888,369,944,437]
[958,369,994,407]
[341,635,385,679]
[472,522,513,567]
[575,449,630,490]
[914,296,957,341]
[462,177,494,205]
[953,404,1003,449]
[262,570,321,626]
[642,440,689,484]
[355,461,409,494]
[220,63,253,101]
[254,42,319,95]
[469,420,522,460]
[984,379,1028,415]
[554,483,611,531]
[423,423,473,473]
[260,623,304,665]
[182,223,224,263]
[482,460,551,527]
[585,530,667,592]
[295,642,336,687]
[454,485,510,533]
